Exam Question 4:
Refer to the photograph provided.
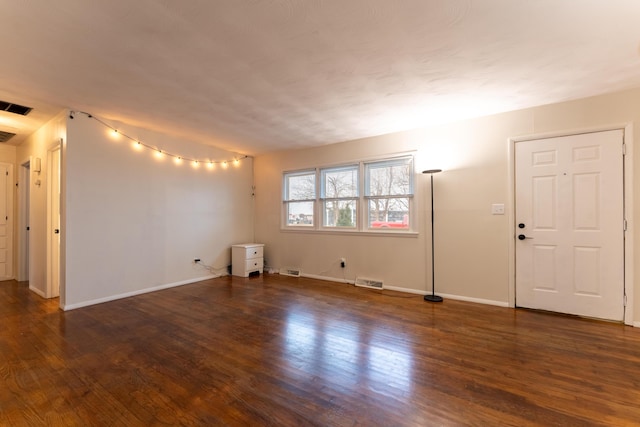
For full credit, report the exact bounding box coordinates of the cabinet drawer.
[244,246,263,260]
[245,258,264,272]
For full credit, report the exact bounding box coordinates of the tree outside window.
[284,171,316,226]
[365,158,413,229]
[321,166,358,228]
[282,156,414,232]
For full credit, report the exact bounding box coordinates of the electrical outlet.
[340,257,346,268]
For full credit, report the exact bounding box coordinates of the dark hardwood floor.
[1,275,639,426]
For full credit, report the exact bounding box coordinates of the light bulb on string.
[78,111,251,170]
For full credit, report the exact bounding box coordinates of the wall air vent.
[279,267,301,277]
[0,131,16,143]
[355,277,384,290]
[0,100,32,116]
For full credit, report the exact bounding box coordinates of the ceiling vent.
[0,100,32,116]
[0,131,16,143]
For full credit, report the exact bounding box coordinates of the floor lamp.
[423,169,443,303]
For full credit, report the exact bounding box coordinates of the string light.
[73,111,250,170]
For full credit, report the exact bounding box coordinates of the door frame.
[508,124,634,326]
[46,140,62,298]
[18,160,31,282]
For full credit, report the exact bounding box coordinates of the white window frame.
[320,164,359,230]
[282,155,416,235]
[364,157,414,231]
[283,169,317,228]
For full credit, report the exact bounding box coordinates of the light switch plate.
[491,203,505,215]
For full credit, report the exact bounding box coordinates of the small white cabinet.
[231,243,264,277]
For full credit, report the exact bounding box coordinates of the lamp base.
[424,294,443,303]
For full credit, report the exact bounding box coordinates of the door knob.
[518,234,532,240]
[518,223,525,229]
[54,229,60,234]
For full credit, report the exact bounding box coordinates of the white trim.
[281,228,418,238]
[623,124,634,326]
[436,293,510,308]
[510,124,633,143]
[17,161,30,282]
[507,138,516,308]
[29,285,46,298]
[300,273,510,307]
[633,321,640,328]
[61,274,223,311]
[46,142,61,299]
[301,272,354,284]
[508,124,634,324]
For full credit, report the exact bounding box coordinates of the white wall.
[16,113,66,296]
[254,88,640,320]
[63,113,254,309]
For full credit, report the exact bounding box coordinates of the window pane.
[323,199,357,228]
[321,166,358,198]
[286,201,314,226]
[366,159,412,197]
[285,172,316,201]
[368,198,410,229]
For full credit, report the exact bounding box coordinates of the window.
[321,165,358,228]
[365,158,413,230]
[284,170,316,227]
[283,155,414,233]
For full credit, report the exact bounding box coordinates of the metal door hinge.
[624,294,627,307]
[624,219,628,231]
[623,143,627,155]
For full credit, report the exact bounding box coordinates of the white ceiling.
[1,0,640,154]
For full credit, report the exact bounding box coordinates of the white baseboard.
[301,273,354,285]
[299,273,509,308]
[436,292,509,308]
[62,274,222,311]
[633,321,640,328]
[29,285,46,298]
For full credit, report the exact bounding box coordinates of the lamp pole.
[423,169,443,303]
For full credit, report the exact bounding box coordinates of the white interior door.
[0,163,13,280]
[515,130,625,321]
[47,146,61,298]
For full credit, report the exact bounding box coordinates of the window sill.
[280,227,418,238]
